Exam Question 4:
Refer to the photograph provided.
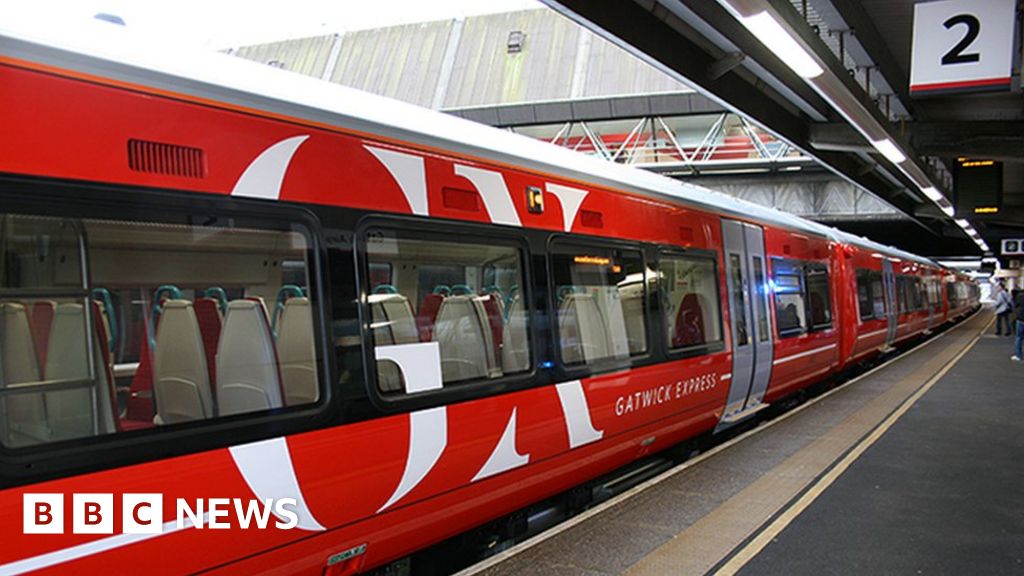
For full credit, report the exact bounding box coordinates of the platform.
[460,310,1021,576]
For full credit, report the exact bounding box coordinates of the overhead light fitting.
[871,139,906,164]
[921,187,944,201]
[954,219,970,229]
[717,0,958,227]
[738,11,824,78]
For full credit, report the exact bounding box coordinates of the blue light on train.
[539,361,554,369]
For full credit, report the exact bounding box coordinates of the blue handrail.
[272,284,305,335]
[204,286,229,315]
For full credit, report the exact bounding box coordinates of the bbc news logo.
[24,494,300,534]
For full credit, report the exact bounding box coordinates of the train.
[0,20,979,576]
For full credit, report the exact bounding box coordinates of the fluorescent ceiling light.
[871,139,906,164]
[954,219,970,228]
[921,186,944,201]
[740,11,824,79]
[940,204,955,216]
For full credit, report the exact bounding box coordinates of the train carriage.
[0,22,977,575]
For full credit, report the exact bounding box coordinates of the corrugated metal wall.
[232,34,335,78]
[331,21,453,108]
[443,10,579,107]
[228,9,692,110]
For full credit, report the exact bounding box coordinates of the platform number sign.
[1002,239,1024,256]
[909,0,1016,96]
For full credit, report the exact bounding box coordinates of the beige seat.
[276,297,318,405]
[370,294,419,345]
[370,293,419,392]
[501,291,530,374]
[153,300,213,424]
[44,303,116,441]
[432,295,495,382]
[558,293,612,364]
[1,303,47,445]
[619,290,647,355]
[217,300,283,415]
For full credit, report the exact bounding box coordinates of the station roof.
[540,0,1022,261]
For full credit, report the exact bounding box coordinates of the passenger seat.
[1,303,47,444]
[432,295,496,382]
[371,292,419,392]
[673,293,706,347]
[193,297,223,389]
[477,291,505,368]
[501,290,529,374]
[277,297,318,405]
[45,303,116,440]
[558,292,612,364]
[416,289,446,342]
[216,300,283,415]
[152,300,213,424]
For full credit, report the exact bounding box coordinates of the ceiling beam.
[541,0,936,234]
[825,0,921,120]
[907,121,1024,160]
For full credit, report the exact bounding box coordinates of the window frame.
[803,264,833,331]
[658,247,726,359]
[548,235,653,375]
[771,257,832,338]
[855,268,887,321]
[855,268,874,321]
[771,257,808,338]
[354,215,537,413]
[0,178,336,484]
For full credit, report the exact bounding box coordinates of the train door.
[925,277,936,333]
[882,259,897,350]
[719,219,773,427]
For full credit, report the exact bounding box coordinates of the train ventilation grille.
[127,139,207,179]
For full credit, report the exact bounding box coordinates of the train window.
[772,259,805,336]
[365,230,529,392]
[752,257,769,342]
[772,259,831,337]
[927,279,941,307]
[0,212,320,449]
[896,276,922,313]
[551,242,646,366]
[368,262,393,287]
[728,254,749,346]
[856,270,873,320]
[870,272,885,317]
[806,268,832,329]
[660,253,723,351]
[856,269,885,320]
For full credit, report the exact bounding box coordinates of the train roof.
[1,18,939,269]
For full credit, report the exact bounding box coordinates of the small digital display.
[954,159,1002,216]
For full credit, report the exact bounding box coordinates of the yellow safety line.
[713,314,994,576]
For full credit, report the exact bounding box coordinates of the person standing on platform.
[1012,289,1024,361]
[994,282,1013,336]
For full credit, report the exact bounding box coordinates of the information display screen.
[954,159,1001,215]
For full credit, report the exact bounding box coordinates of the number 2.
[941,14,981,65]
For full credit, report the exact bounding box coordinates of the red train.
[0,23,978,575]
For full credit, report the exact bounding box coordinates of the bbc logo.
[24,493,163,535]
